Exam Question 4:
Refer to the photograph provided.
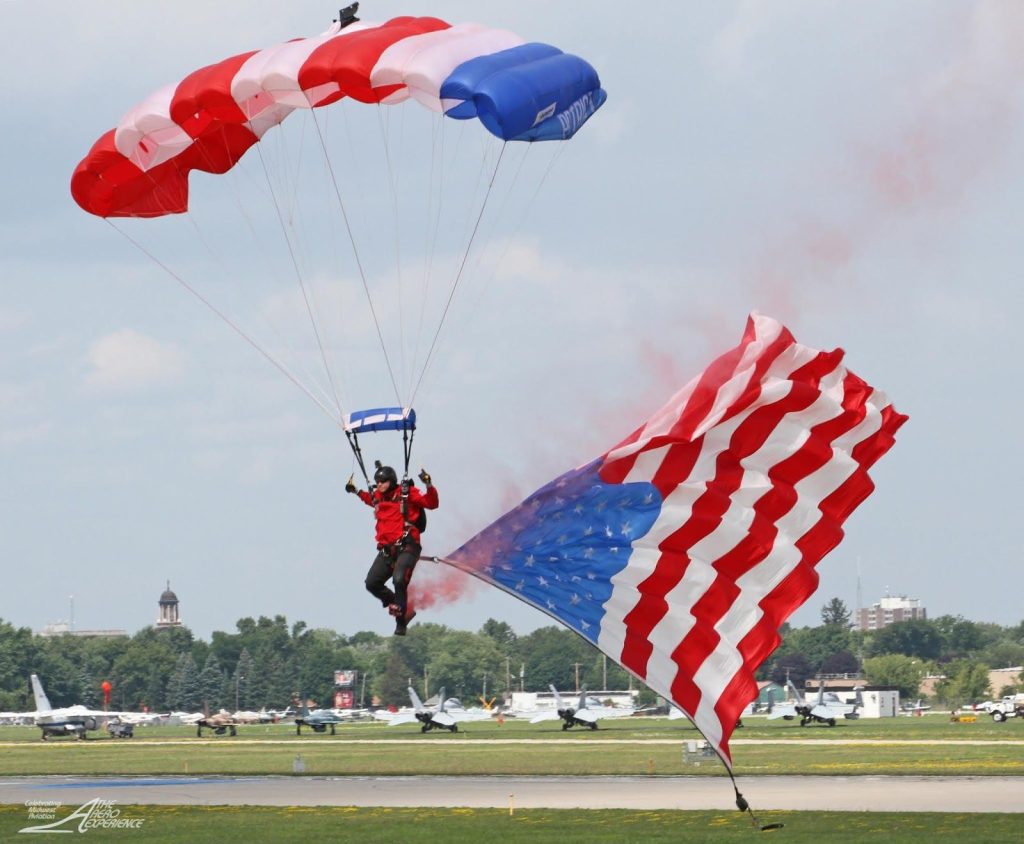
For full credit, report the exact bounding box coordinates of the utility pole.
[423,666,429,700]
[505,657,511,698]
[573,662,582,693]
[602,655,608,690]
[482,672,488,700]
[359,673,367,708]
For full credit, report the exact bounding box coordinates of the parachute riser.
[344,430,372,490]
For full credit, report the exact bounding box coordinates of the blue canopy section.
[344,407,416,434]
[440,44,606,142]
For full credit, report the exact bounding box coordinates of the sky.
[2,1,1022,642]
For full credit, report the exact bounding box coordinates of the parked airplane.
[901,699,932,715]
[13,675,121,740]
[195,710,240,737]
[529,685,636,731]
[768,680,862,727]
[385,687,492,733]
[294,706,345,735]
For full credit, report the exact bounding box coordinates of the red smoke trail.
[748,2,1024,316]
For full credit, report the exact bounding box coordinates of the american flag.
[445,313,907,765]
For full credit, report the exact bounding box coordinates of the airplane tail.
[436,687,447,713]
[548,684,564,710]
[408,686,425,711]
[30,674,52,713]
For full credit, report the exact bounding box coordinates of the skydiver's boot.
[388,603,402,617]
[394,609,417,636]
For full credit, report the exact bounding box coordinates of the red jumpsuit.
[358,483,439,621]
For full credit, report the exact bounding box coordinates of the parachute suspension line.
[376,105,408,401]
[105,220,343,428]
[309,109,403,409]
[410,115,442,395]
[178,149,340,415]
[409,142,507,408]
[409,114,448,396]
[469,142,566,315]
[252,141,346,423]
[180,212,335,414]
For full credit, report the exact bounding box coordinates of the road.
[2,775,1022,812]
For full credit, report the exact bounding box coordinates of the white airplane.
[529,685,636,731]
[385,687,492,733]
[768,680,861,727]
[11,675,123,740]
[901,699,932,715]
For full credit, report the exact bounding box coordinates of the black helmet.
[373,464,398,486]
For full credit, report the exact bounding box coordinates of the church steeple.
[156,581,181,628]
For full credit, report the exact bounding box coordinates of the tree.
[166,653,201,711]
[233,649,254,710]
[376,649,412,707]
[936,660,991,707]
[767,652,813,688]
[821,598,852,628]
[479,619,518,651]
[866,620,943,661]
[197,655,225,714]
[862,654,927,699]
[427,631,503,700]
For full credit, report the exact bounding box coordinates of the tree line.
[0,616,641,714]
[2,601,1020,713]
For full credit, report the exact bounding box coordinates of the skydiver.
[346,464,438,635]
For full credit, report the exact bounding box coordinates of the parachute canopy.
[344,406,416,434]
[444,314,907,766]
[71,15,606,218]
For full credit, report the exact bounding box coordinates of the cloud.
[706,0,785,77]
[0,307,28,334]
[83,329,185,391]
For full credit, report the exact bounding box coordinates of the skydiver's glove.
[344,474,357,494]
[418,468,432,486]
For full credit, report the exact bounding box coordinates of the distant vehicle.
[988,696,1024,723]
[105,719,135,739]
[529,684,636,731]
[768,680,862,727]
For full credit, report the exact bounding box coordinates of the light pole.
[235,674,244,711]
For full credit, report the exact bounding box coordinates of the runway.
[2,775,1022,812]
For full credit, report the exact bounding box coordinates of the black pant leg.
[365,550,396,607]
[391,545,421,614]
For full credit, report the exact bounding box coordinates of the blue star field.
[447,459,663,643]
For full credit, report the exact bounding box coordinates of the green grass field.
[1,805,1021,843]
[1,715,1021,777]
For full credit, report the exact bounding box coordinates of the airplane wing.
[386,713,420,727]
[572,709,600,725]
[450,710,493,723]
[595,707,635,719]
[767,703,798,720]
[431,712,457,728]
[528,710,561,724]
[810,704,841,720]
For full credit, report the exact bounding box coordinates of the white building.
[855,595,926,631]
